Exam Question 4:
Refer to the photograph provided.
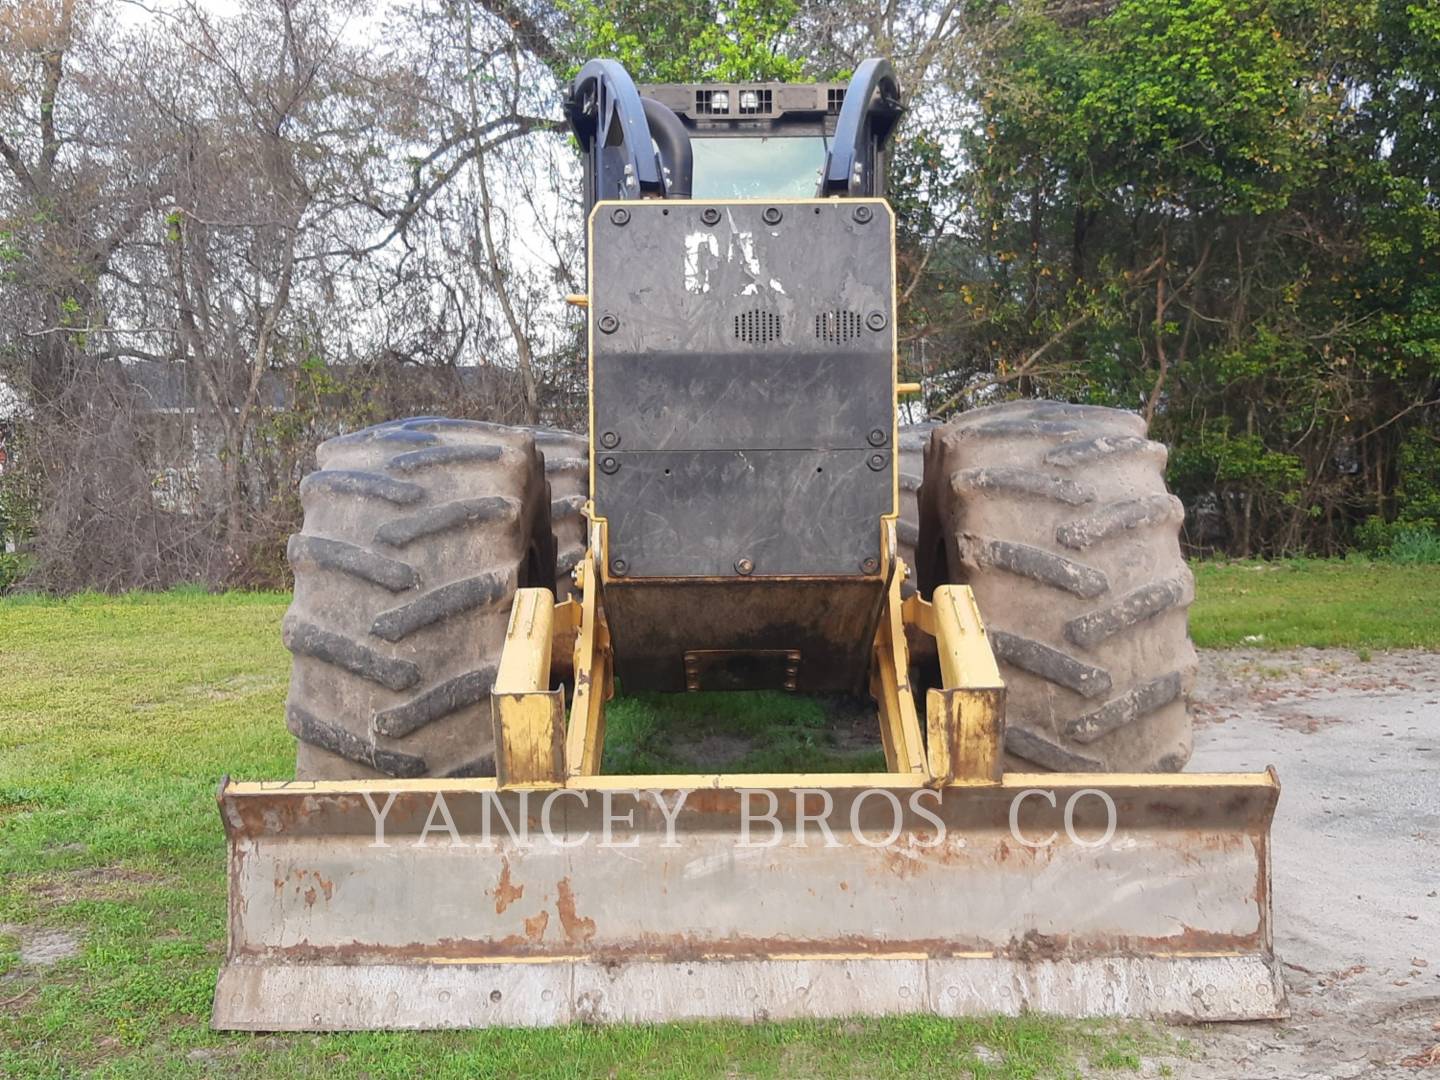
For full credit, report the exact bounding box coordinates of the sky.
[114,0,245,26]
[114,0,395,39]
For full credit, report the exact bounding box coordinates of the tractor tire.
[899,422,938,671]
[897,422,935,599]
[528,427,589,600]
[283,417,554,780]
[917,400,1195,772]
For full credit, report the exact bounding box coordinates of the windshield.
[689,136,828,200]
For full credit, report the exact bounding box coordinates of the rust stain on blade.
[273,868,337,908]
[490,859,524,915]
[555,878,597,946]
[494,908,553,951]
[1004,924,1265,962]
[1252,830,1272,916]
[235,918,1265,964]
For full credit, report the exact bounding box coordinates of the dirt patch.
[185,1036,291,1064]
[667,733,756,768]
[0,924,80,967]
[26,866,165,905]
[192,672,283,702]
[1164,647,1440,1079]
[1270,708,1344,735]
[822,694,884,754]
[0,801,39,826]
[1399,1043,1440,1068]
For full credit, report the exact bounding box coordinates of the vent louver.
[734,310,782,344]
[814,310,863,343]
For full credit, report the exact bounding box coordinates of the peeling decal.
[684,231,720,293]
[730,230,761,279]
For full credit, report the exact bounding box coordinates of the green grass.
[1189,558,1440,649]
[0,590,1164,1078]
[604,690,888,774]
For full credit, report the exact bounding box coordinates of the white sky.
[114,0,396,39]
[115,0,244,26]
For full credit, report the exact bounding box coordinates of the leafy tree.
[557,0,804,81]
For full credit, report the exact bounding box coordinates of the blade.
[214,771,1284,1029]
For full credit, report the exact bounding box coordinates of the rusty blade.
[214,771,1284,1029]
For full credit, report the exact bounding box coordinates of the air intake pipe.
[642,96,693,199]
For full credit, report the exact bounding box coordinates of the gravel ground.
[1161,649,1440,1079]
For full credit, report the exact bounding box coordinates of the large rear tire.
[528,427,588,601]
[897,422,934,599]
[899,422,938,670]
[918,400,1195,772]
[284,417,553,780]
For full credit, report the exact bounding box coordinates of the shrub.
[0,551,34,591]
[1354,516,1440,563]
[1386,529,1440,565]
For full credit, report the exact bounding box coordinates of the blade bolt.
[866,310,888,331]
[600,455,620,474]
[598,313,619,334]
[861,556,880,574]
[867,452,888,471]
[734,557,754,576]
[853,205,873,224]
[610,558,628,576]
[701,207,721,225]
[867,428,887,446]
[600,431,620,448]
[762,206,783,225]
[610,207,630,226]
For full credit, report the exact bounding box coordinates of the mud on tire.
[284,417,554,780]
[917,400,1196,772]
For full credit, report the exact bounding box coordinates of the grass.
[1189,558,1440,649]
[0,590,1165,1079]
[604,690,887,774]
